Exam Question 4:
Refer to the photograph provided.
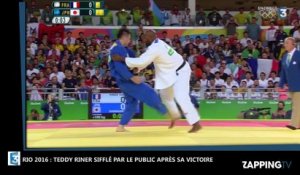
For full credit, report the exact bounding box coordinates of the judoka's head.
[142,30,157,46]
[117,28,131,46]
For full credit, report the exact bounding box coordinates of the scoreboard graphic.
[89,89,143,120]
[51,1,106,24]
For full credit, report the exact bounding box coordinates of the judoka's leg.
[173,65,201,133]
[159,86,181,128]
[117,92,138,132]
[121,82,168,115]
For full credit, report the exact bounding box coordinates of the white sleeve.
[125,46,157,69]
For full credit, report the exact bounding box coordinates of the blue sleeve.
[279,59,287,88]
[110,46,134,80]
[126,48,136,57]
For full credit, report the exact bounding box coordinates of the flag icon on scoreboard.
[95,2,101,8]
[70,2,80,8]
[70,9,80,16]
[53,2,60,8]
[94,94,101,100]
[53,9,60,15]
[95,9,104,16]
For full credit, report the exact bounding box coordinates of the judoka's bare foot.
[169,117,180,129]
[188,121,202,133]
[116,125,129,132]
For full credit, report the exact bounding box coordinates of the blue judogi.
[109,40,167,125]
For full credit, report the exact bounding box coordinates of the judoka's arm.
[125,46,157,69]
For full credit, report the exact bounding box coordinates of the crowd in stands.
[26,6,300,101]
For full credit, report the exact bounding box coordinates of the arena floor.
[26,120,300,149]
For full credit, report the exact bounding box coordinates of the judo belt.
[176,60,186,75]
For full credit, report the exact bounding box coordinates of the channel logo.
[8,151,21,166]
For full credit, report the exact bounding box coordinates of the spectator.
[191,63,202,79]
[289,20,299,36]
[240,31,252,48]
[170,5,181,26]
[200,72,209,88]
[207,60,219,74]
[28,109,42,121]
[214,71,225,87]
[199,39,209,49]
[27,64,39,78]
[62,70,77,93]
[222,9,232,25]
[258,72,268,88]
[293,26,300,49]
[45,76,62,94]
[241,71,254,87]
[195,8,207,26]
[227,54,240,74]
[77,32,87,45]
[260,52,270,59]
[29,81,43,101]
[161,31,172,45]
[219,65,229,80]
[84,71,93,87]
[288,8,299,26]
[41,5,52,24]
[142,9,153,26]
[217,85,229,99]
[267,80,274,88]
[245,17,261,41]
[116,9,131,26]
[28,1,40,23]
[91,77,100,89]
[248,81,262,99]
[234,7,248,25]
[49,66,65,84]
[182,8,193,26]
[225,16,238,36]
[229,86,243,100]
[160,7,170,26]
[38,71,48,87]
[222,43,232,58]
[207,7,222,26]
[274,25,288,58]
[241,42,260,59]
[77,80,90,100]
[272,101,287,119]
[266,21,277,52]
[247,7,259,24]
[103,70,117,88]
[63,31,76,45]
[268,71,280,83]
[239,80,248,98]
[131,6,143,25]
[182,35,191,48]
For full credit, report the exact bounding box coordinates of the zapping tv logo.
[242,161,292,169]
[258,6,288,19]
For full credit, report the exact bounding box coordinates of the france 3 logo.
[258,6,288,20]
[8,151,21,166]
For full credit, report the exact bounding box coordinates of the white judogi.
[125,38,200,125]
